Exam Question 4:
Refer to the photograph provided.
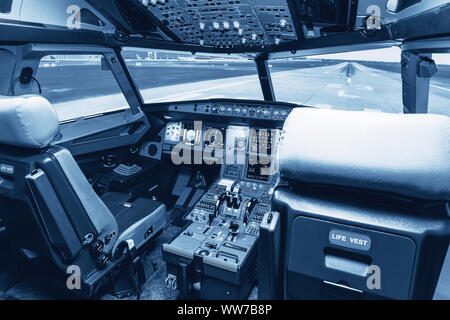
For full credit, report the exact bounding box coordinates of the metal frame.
[255,56,276,102]
[400,37,450,114]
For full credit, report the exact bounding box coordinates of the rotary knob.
[186,129,196,143]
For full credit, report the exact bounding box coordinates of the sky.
[308,47,450,65]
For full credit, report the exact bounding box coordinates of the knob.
[186,129,196,143]
[232,194,241,209]
[229,222,239,235]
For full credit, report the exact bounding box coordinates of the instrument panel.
[162,121,280,184]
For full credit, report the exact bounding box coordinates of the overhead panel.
[143,0,298,48]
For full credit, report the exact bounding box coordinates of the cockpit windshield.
[270,47,450,116]
[123,47,450,116]
[123,48,264,103]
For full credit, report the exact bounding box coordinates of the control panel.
[143,0,298,47]
[163,177,275,299]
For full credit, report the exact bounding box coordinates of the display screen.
[246,162,271,182]
[246,128,277,181]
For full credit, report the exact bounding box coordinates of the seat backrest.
[0,95,118,270]
[271,108,450,300]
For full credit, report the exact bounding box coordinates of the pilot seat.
[0,95,167,297]
[259,108,450,300]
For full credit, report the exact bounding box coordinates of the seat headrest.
[278,108,450,201]
[0,95,59,149]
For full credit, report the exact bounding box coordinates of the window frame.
[30,44,143,121]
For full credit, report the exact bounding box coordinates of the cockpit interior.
[0,0,449,301]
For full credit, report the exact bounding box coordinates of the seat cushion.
[278,108,450,201]
[0,95,59,148]
[102,193,163,233]
[102,192,167,253]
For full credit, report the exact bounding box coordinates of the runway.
[35,60,450,121]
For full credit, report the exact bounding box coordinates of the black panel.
[0,0,13,14]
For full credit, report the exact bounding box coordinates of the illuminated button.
[251,33,257,41]
[141,0,149,5]
[238,28,244,36]
[199,22,205,31]
[241,38,247,45]
[280,19,287,28]
[199,39,205,46]
[274,37,281,45]
[223,21,230,30]
[213,22,220,30]
[233,21,240,29]
[150,0,157,4]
